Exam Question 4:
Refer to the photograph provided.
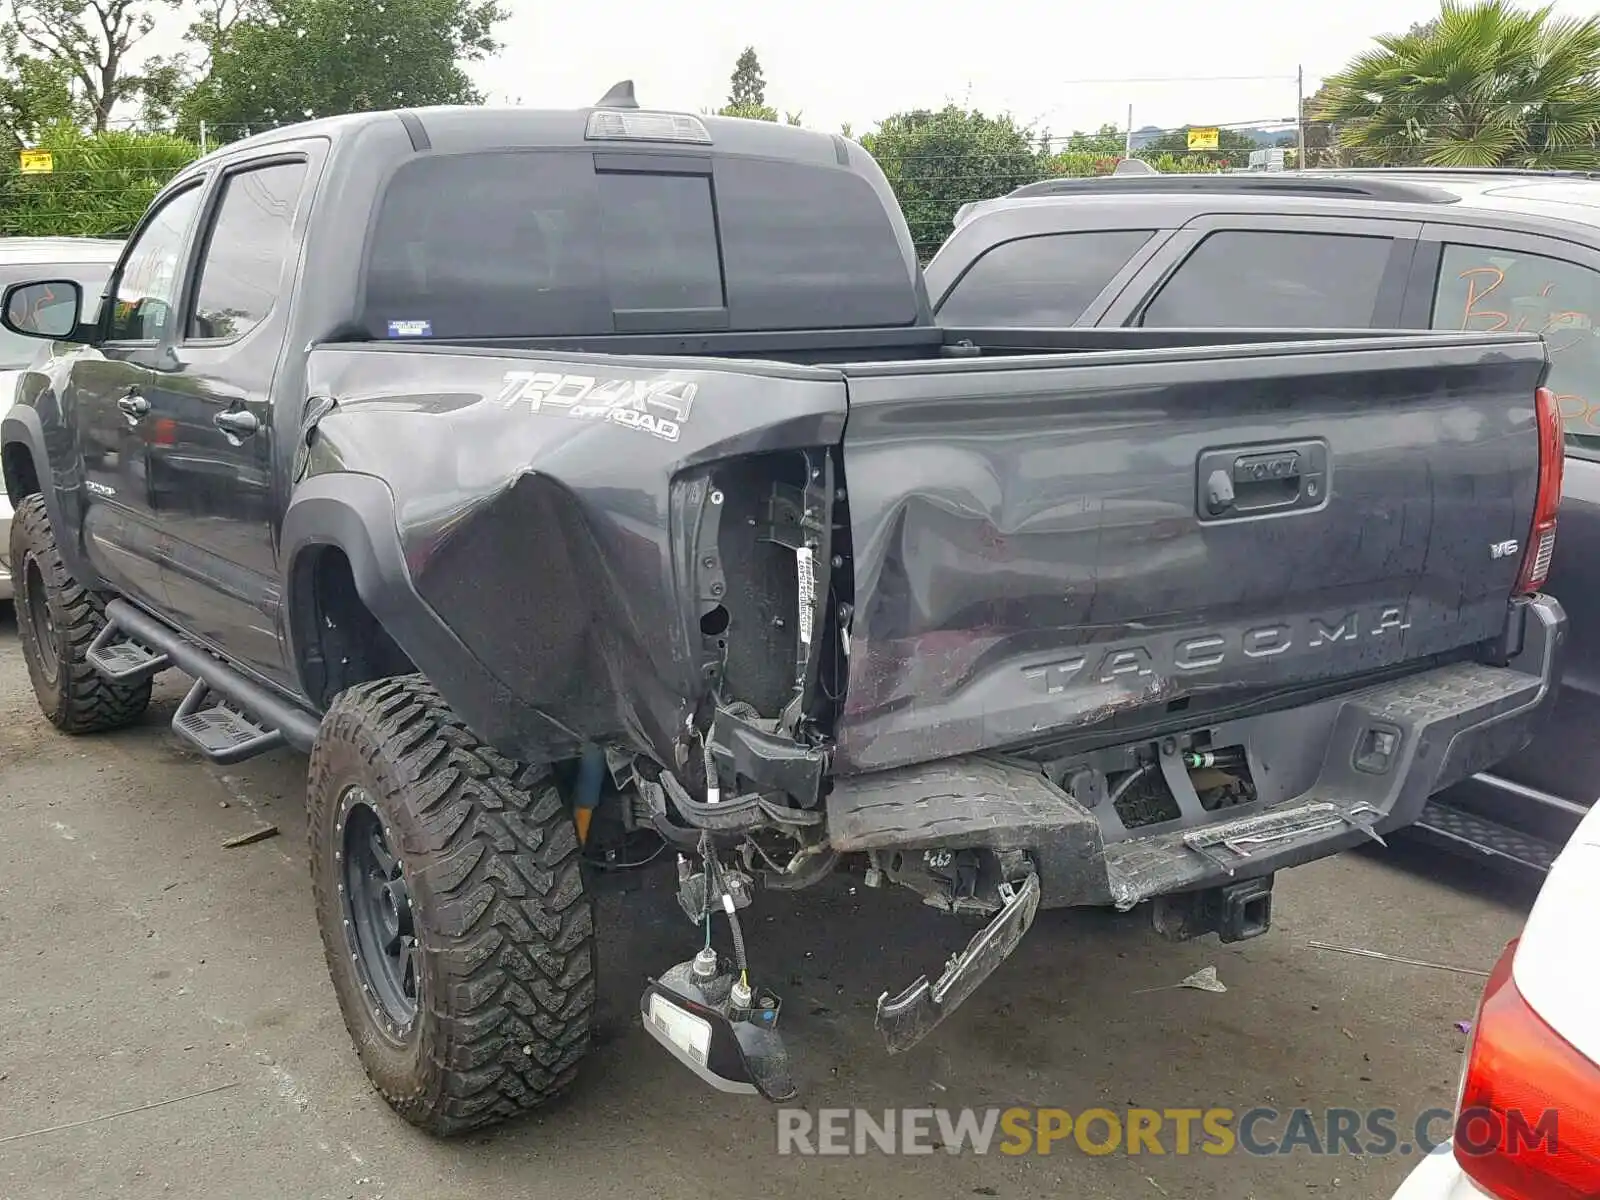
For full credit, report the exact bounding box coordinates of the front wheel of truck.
[9,495,152,733]
[307,676,596,1135]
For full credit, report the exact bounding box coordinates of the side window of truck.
[1141,230,1395,328]
[937,231,1154,326]
[188,160,309,342]
[1432,242,1600,451]
[107,184,205,342]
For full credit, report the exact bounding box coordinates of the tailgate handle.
[1198,441,1328,521]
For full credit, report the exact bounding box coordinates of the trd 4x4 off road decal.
[497,371,699,443]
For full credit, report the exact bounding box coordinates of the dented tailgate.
[832,333,1549,775]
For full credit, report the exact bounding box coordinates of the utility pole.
[1297,65,1307,169]
[1125,103,1133,157]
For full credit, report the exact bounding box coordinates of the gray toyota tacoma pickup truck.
[0,85,1568,1129]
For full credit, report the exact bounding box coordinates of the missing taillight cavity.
[1517,386,1565,596]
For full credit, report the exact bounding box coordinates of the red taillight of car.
[151,417,177,447]
[1516,386,1564,595]
[1454,939,1600,1200]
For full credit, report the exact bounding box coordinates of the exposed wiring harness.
[699,831,750,989]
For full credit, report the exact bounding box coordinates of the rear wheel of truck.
[9,495,152,733]
[307,675,596,1135]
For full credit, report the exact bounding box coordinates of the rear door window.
[1432,242,1600,451]
[1141,230,1397,327]
[937,231,1154,326]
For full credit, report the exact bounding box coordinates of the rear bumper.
[827,595,1566,909]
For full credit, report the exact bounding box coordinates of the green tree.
[2,0,185,132]
[1136,125,1258,169]
[1317,0,1600,168]
[2,121,197,235]
[0,27,75,145]
[716,47,801,123]
[1299,82,1339,167]
[1041,150,1122,177]
[1066,123,1125,155]
[718,100,801,123]
[860,105,1042,260]
[182,0,503,136]
[728,46,764,109]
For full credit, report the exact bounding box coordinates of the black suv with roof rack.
[927,166,1600,874]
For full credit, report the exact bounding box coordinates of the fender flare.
[1,405,101,587]
[279,473,526,750]
[281,473,441,691]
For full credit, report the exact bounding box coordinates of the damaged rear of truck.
[277,103,1564,1101]
[298,322,1565,1089]
[0,93,1566,1122]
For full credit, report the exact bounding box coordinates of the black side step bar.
[86,620,170,684]
[102,600,321,761]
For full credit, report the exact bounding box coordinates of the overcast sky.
[470,0,1599,138]
[121,0,1600,139]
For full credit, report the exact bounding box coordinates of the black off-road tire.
[307,675,596,1136]
[9,495,152,733]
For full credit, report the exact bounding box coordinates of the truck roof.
[190,99,857,176]
[171,89,929,346]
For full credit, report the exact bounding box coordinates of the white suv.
[0,237,122,602]
[1391,797,1600,1199]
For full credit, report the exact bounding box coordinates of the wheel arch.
[2,406,100,587]
[280,474,529,757]
[282,473,428,709]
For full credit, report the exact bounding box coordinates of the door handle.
[1197,440,1329,522]
[117,391,149,418]
[213,409,259,438]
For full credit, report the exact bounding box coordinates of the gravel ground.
[0,603,1539,1200]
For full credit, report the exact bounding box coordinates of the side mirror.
[1,279,91,343]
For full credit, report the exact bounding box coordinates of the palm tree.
[1316,1,1600,169]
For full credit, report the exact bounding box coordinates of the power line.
[1046,74,1300,85]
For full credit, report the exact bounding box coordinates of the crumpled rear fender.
[286,345,848,768]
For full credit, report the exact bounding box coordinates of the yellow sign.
[19,149,53,174]
[1186,127,1219,151]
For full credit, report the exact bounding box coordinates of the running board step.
[86,621,170,684]
[103,600,322,759]
[1408,800,1560,875]
[172,679,284,764]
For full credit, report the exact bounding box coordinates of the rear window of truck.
[363,149,918,339]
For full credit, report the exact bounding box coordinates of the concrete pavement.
[0,604,1536,1199]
